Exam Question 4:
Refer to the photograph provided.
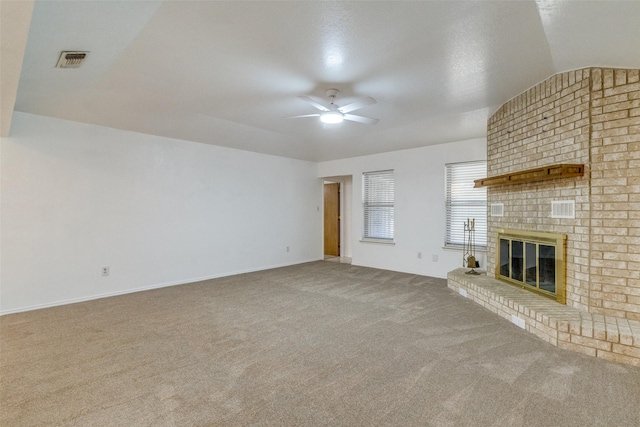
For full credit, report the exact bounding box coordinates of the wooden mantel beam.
[474,164,585,188]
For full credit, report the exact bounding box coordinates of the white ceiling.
[5,1,640,162]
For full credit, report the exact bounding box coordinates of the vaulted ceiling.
[3,1,640,161]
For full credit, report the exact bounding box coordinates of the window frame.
[362,169,395,243]
[444,161,487,249]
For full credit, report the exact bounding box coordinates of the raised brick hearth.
[448,269,640,367]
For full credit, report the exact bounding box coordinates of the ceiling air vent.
[55,51,89,69]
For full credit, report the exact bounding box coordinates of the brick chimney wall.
[486,68,640,320]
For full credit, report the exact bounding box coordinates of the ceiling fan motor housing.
[326,88,340,99]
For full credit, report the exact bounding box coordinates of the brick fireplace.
[449,67,640,367]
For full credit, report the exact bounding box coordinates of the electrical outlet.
[101,266,110,276]
[432,254,438,262]
[417,252,422,259]
[286,246,290,252]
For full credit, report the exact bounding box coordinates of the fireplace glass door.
[539,245,556,293]
[496,230,566,303]
[498,237,559,299]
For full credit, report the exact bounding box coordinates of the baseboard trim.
[0,258,322,316]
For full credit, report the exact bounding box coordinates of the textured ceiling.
[7,1,640,161]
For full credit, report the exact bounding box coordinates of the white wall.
[1,113,322,314]
[318,139,486,278]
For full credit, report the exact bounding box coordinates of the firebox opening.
[496,229,566,304]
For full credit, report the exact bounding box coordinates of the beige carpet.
[2,261,639,426]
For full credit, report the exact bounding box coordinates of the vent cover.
[551,200,575,218]
[56,51,89,68]
[490,203,504,217]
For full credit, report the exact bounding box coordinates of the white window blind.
[445,161,487,248]
[363,170,394,241]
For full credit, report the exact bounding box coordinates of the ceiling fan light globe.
[320,111,344,124]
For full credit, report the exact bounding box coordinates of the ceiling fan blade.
[297,96,330,112]
[286,113,320,119]
[338,96,376,113]
[343,114,379,125]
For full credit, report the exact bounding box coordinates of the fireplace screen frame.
[496,229,567,304]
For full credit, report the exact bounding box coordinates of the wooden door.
[324,183,340,256]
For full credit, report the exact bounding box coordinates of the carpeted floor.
[1,261,639,426]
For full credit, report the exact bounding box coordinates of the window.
[363,170,394,241]
[445,161,487,248]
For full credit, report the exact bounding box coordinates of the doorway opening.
[324,182,340,257]
[322,177,352,264]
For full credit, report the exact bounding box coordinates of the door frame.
[322,176,352,258]
[323,182,340,256]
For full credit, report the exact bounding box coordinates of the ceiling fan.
[288,89,379,125]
